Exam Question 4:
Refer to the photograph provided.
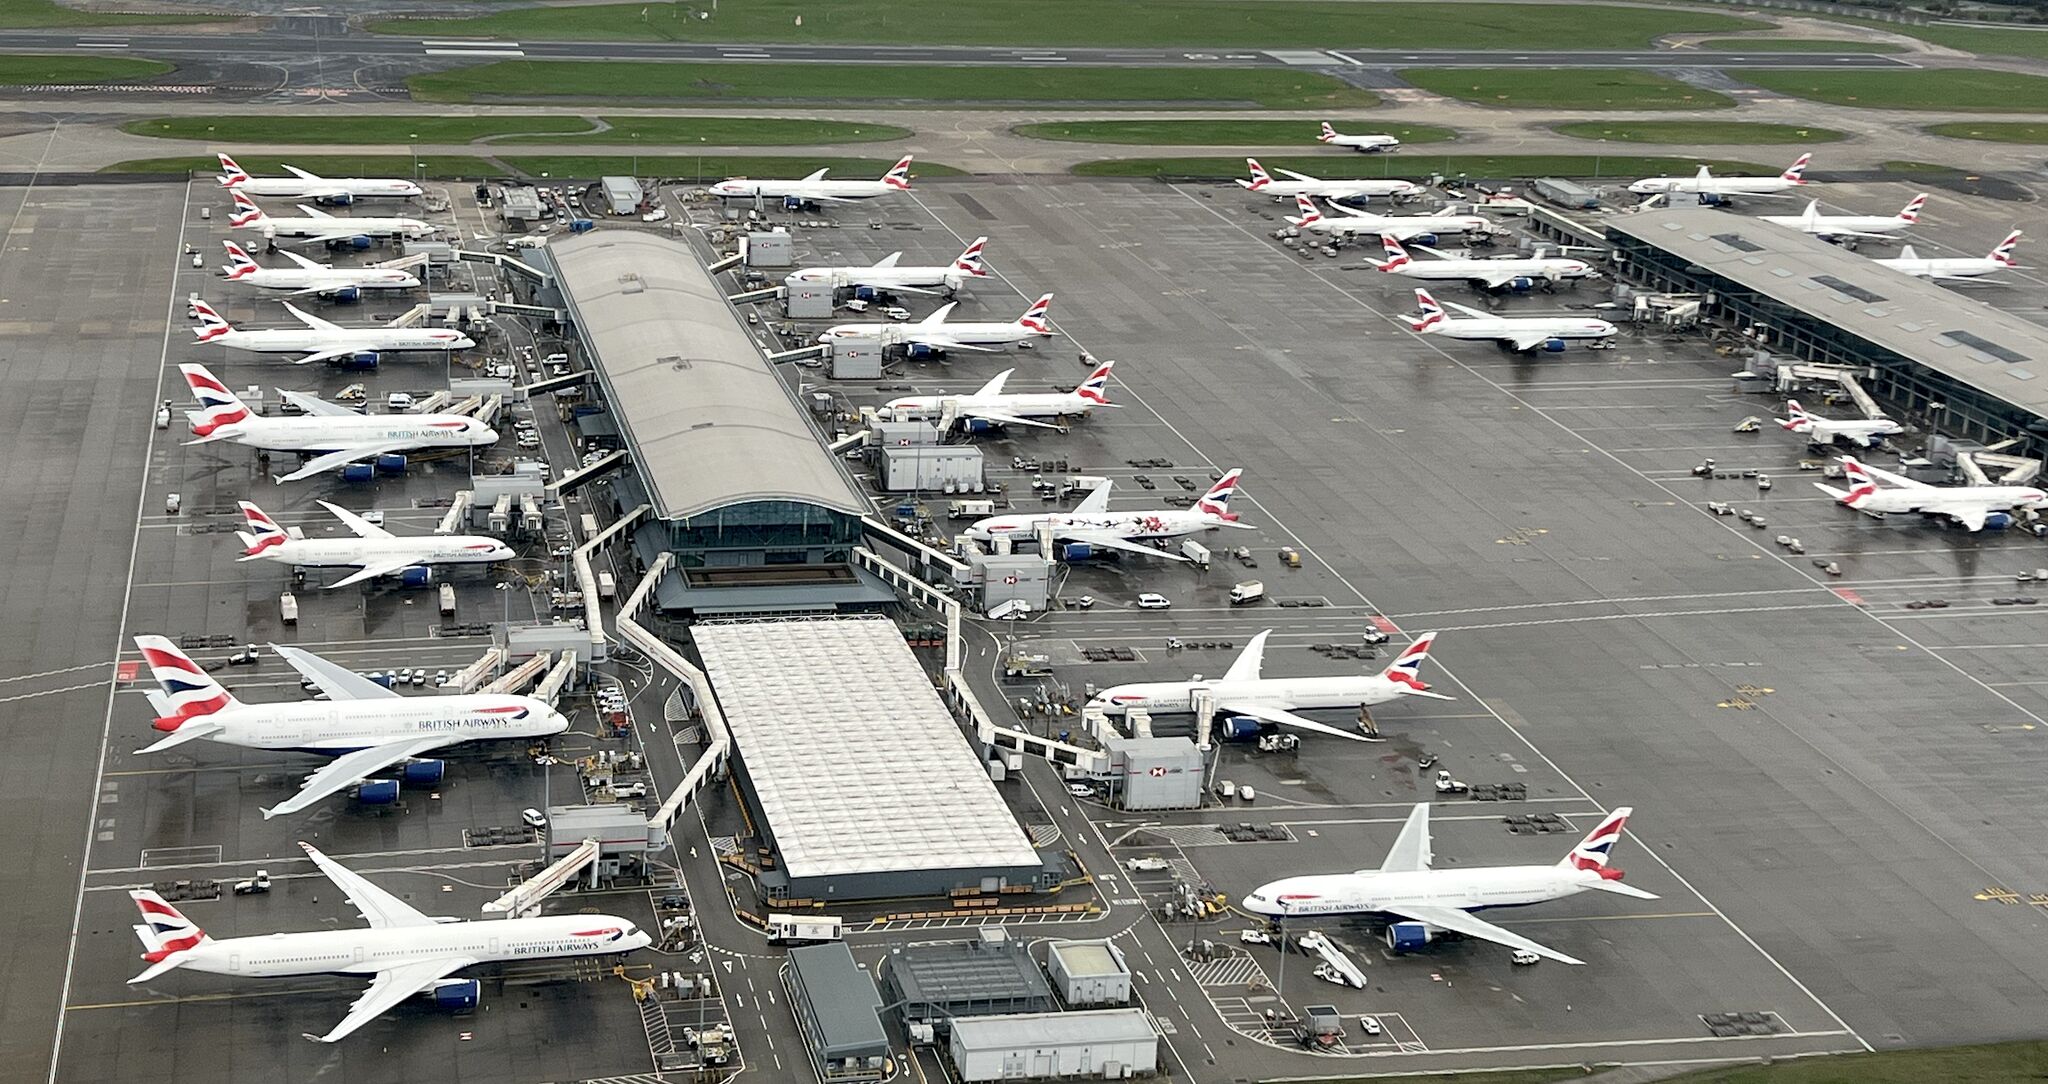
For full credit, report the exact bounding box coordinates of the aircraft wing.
[323,557,426,589]
[1221,630,1270,683]
[1438,297,1493,319]
[264,735,463,819]
[958,408,1062,431]
[289,345,374,366]
[318,499,395,540]
[282,301,344,334]
[281,165,323,181]
[913,337,998,353]
[276,389,358,417]
[1943,503,1990,532]
[310,956,477,1044]
[271,643,402,700]
[273,440,419,484]
[1473,268,1533,289]
[1377,803,1433,873]
[882,282,941,296]
[1054,529,1190,562]
[1505,329,1559,351]
[1387,902,1584,965]
[1215,701,1376,743]
[1854,459,1933,489]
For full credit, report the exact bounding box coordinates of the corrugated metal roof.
[951,1009,1156,1049]
[887,939,1053,1005]
[1607,208,2048,418]
[546,232,866,521]
[693,616,1041,880]
[788,942,888,1056]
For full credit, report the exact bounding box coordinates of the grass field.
[1400,68,1735,110]
[373,0,1766,50]
[1012,120,1456,146]
[1692,37,1904,52]
[120,114,913,146]
[1739,68,2048,112]
[1927,121,2048,142]
[1653,1040,2048,1083]
[498,155,961,182]
[1814,14,2048,62]
[1073,154,1769,179]
[0,54,169,84]
[105,155,501,179]
[0,0,217,28]
[1552,120,1842,144]
[410,61,1377,108]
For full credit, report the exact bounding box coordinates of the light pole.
[409,134,419,183]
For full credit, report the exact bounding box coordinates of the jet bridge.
[436,492,474,535]
[481,650,551,694]
[547,449,627,496]
[1773,362,1884,419]
[533,649,578,706]
[481,837,600,919]
[386,302,435,329]
[521,369,589,397]
[446,646,507,694]
[454,247,549,285]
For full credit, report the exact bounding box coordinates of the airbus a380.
[1875,230,2023,283]
[965,471,1251,562]
[192,298,472,365]
[1288,195,1488,242]
[885,361,1117,432]
[1775,399,1901,448]
[1375,235,1595,291]
[1762,193,1926,242]
[1319,121,1400,152]
[1242,803,1655,965]
[1627,153,1813,200]
[236,500,514,588]
[817,294,1055,355]
[180,363,497,483]
[707,155,913,203]
[128,842,648,1043]
[1090,630,1450,742]
[1408,288,1616,352]
[229,190,435,244]
[217,152,422,202]
[787,236,987,297]
[1818,456,2048,532]
[222,241,420,298]
[132,637,567,818]
[1239,159,1423,201]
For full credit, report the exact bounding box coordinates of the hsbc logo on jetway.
[1127,766,1182,778]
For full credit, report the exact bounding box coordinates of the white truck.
[766,914,843,945]
[948,499,995,520]
[1229,580,1265,605]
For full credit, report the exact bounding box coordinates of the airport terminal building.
[1607,209,2048,453]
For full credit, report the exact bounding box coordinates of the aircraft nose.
[477,427,500,444]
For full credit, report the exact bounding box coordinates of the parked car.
[1136,593,1172,610]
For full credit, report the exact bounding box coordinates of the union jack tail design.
[1838,456,1879,507]
[236,501,290,558]
[1779,398,1814,433]
[1018,293,1053,333]
[1196,468,1243,520]
[1409,288,1446,332]
[1993,230,2023,266]
[180,363,250,437]
[1240,157,1273,191]
[221,241,260,280]
[1318,121,1340,144]
[130,889,210,962]
[190,299,233,342]
[1287,193,1323,227]
[1896,193,1928,225]
[954,236,988,276]
[1076,360,1115,405]
[1559,807,1634,880]
[1781,152,1812,184]
[882,155,914,190]
[227,189,267,228]
[1378,233,1412,271]
[133,634,240,731]
[216,152,250,188]
[1379,632,1439,693]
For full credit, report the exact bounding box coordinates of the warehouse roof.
[546,231,866,521]
[1607,208,2048,420]
[951,1009,1156,1049]
[886,937,1053,1006]
[789,942,889,1059]
[692,617,1041,881]
[1048,940,1126,979]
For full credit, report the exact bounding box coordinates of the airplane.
[1407,288,1617,353]
[1774,398,1901,448]
[216,152,423,202]
[786,236,987,297]
[1627,153,1813,201]
[1090,630,1451,743]
[191,298,472,366]
[1374,234,1595,291]
[132,636,568,819]
[1240,803,1655,965]
[179,363,497,484]
[816,293,1054,356]
[221,240,420,299]
[229,190,435,245]
[1816,455,2048,532]
[883,360,1117,432]
[1237,158,1423,201]
[236,500,514,588]
[1874,229,2022,283]
[1319,121,1400,152]
[1762,193,1926,242]
[706,155,914,203]
[965,470,1252,562]
[126,842,650,1043]
[1287,195,1488,242]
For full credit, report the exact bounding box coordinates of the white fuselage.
[1327,135,1399,152]
[886,390,1096,422]
[208,414,496,455]
[1093,674,1409,716]
[968,509,1224,545]
[1762,212,1910,238]
[242,214,434,240]
[227,177,422,201]
[1385,255,1592,283]
[165,693,566,755]
[233,266,420,293]
[170,912,649,980]
[1428,315,1618,344]
[1849,484,2048,519]
[1305,212,1487,240]
[205,326,471,356]
[1629,176,1800,196]
[1242,866,1593,918]
[1794,418,1900,443]
[1254,179,1422,200]
[708,178,898,201]
[788,264,970,294]
[247,535,514,572]
[1873,255,2005,280]
[818,321,1046,350]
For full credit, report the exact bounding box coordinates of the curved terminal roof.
[547,231,865,521]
